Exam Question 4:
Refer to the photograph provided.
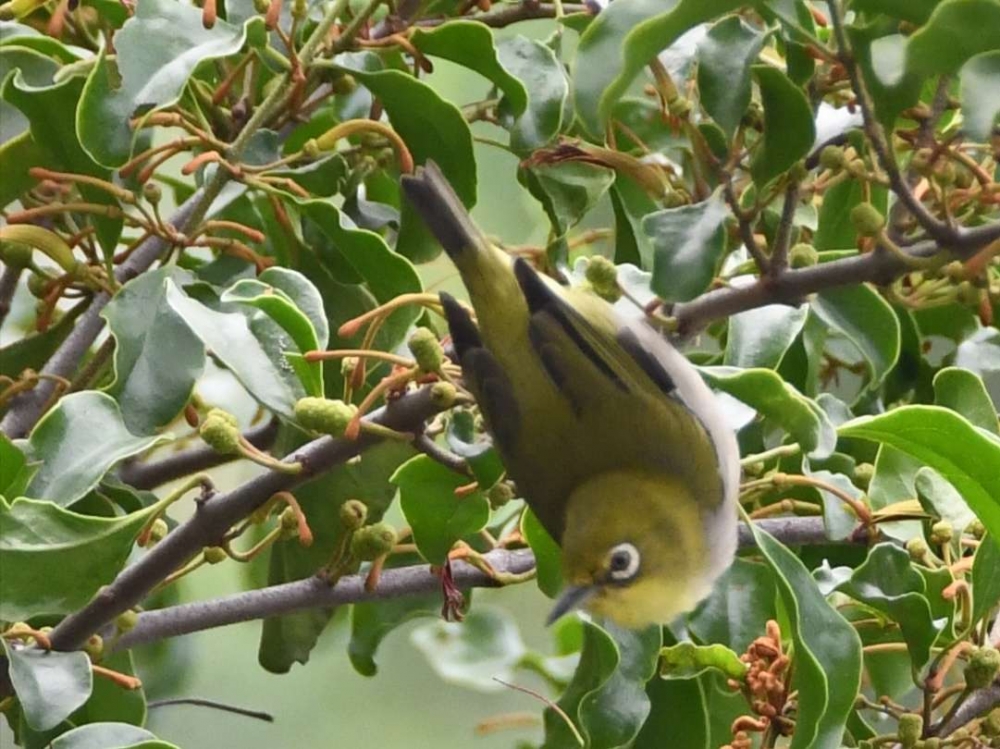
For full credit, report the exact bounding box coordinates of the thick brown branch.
[932,682,1000,738]
[111,517,854,651]
[48,386,446,652]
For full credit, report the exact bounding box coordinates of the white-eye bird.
[401,162,739,628]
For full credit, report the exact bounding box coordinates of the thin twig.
[769,182,800,276]
[148,697,274,723]
[0,264,22,332]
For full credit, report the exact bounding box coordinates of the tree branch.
[670,225,1000,335]
[0,263,21,332]
[117,418,280,490]
[411,2,591,31]
[932,682,1000,738]
[0,193,204,439]
[48,386,447,652]
[110,517,855,651]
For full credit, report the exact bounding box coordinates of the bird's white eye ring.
[607,542,640,582]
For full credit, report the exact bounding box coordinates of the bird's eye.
[606,542,640,582]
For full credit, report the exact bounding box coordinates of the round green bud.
[350,521,397,561]
[957,281,982,306]
[430,381,458,409]
[341,356,360,378]
[906,536,930,562]
[147,518,169,545]
[199,410,241,455]
[853,463,875,489]
[330,73,357,95]
[898,713,923,748]
[115,610,139,633]
[667,95,692,119]
[27,272,49,298]
[487,482,515,510]
[279,507,299,532]
[846,159,868,178]
[911,148,934,176]
[969,518,986,539]
[661,190,687,209]
[850,202,885,236]
[984,707,1000,736]
[408,327,444,374]
[142,182,161,205]
[933,161,957,186]
[204,546,228,564]
[339,499,368,531]
[954,165,973,189]
[1,241,33,269]
[922,739,941,749]
[302,138,321,160]
[964,647,1000,690]
[84,634,104,661]
[584,256,622,303]
[788,242,819,269]
[252,0,268,11]
[930,520,953,546]
[294,397,358,436]
[789,160,809,182]
[819,145,847,171]
[944,260,966,282]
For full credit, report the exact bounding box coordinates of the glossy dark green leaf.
[814,179,863,251]
[572,0,744,135]
[906,0,1000,77]
[811,284,901,390]
[868,444,923,542]
[0,433,34,500]
[751,525,863,749]
[802,463,862,541]
[644,194,728,302]
[496,36,568,152]
[259,440,413,673]
[69,651,146,728]
[934,367,1000,435]
[394,454,490,565]
[750,65,815,187]
[689,558,778,652]
[410,21,528,117]
[702,366,837,457]
[852,0,939,24]
[103,268,204,435]
[50,723,175,749]
[3,640,92,731]
[915,467,976,540]
[410,606,526,690]
[959,51,1000,141]
[0,302,83,380]
[445,416,505,489]
[348,589,440,677]
[634,673,709,749]
[609,176,655,267]
[724,303,808,369]
[971,534,1000,627]
[840,406,1000,541]
[525,162,615,241]
[164,280,304,419]
[522,507,563,599]
[24,392,166,507]
[345,66,475,263]
[697,16,768,138]
[77,0,265,166]
[658,642,747,680]
[0,496,160,621]
[847,23,923,128]
[955,327,1000,407]
[836,543,943,669]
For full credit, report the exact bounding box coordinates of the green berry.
[969,519,985,539]
[853,463,875,489]
[204,546,228,564]
[788,243,819,269]
[330,73,357,95]
[350,522,397,561]
[898,713,923,748]
[84,634,104,661]
[911,148,934,176]
[1,241,33,269]
[199,409,241,455]
[487,482,515,510]
[115,610,139,633]
[584,256,621,303]
[294,397,358,436]
[930,520,953,546]
[430,381,458,409]
[147,518,169,545]
[906,536,930,562]
[667,96,691,118]
[408,327,444,374]
[142,182,161,205]
[819,145,847,171]
[965,647,1000,690]
[850,202,885,236]
[339,499,368,531]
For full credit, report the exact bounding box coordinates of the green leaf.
[348,587,440,677]
[0,301,83,379]
[697,16,768,138]
[522,506,563,599]
[24,392,166,507]
[906,0,1000,77]
[847,23,923,128]
[701,366,837,458]
[634,673,709,749]
[164,280,304,420]
[852,0,939,24]
[971,534,1000,627]
[724,304,808,369]
[0,433,34,500]
[410,22,527,118]
[836,543,944,669]
[102,268,204,435]
[69,650,146,728]
[393,454,490,565]
[814,178,863,251]
[410,606,526,690]
[750,65,816,187]
[658,642,748,680]
[811,283,901,390]
[915,467,976,540]
[572,0,744,135]
[496,36,568,152]
[868,444,923,542]
[959,51,1000,141]
[221,271,326,398]
[524,162,615,245]
[644,194,729,302]
[77,0,265,166]
[688,558,778,652]
[955,327,1000,407]
[802,463,863,541]
[934,367,1000,436]
[3,640,92,732]
[840,406,1000,542]
[50,723,176,749]
[344,66,475,263]
[0,496,160,620]
[751,525,863,749]
[259,440,413,673]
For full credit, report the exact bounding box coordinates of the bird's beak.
[546,584,597,626]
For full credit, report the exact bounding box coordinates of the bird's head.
[549,470,717,629]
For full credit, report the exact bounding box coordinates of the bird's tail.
[400,162,485,263]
